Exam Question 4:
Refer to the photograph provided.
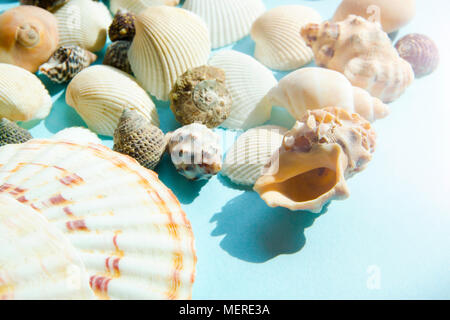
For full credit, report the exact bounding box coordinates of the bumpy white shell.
[183,0,265,49]
[0,63,52,122]
[0,195,95,300]
[0,137,196,300]
[66,65,158,137]
[208,50,278,130]
[54,0,112,52]
[128,6,211,101]
[110,0,179,14]
[251,5,322,71]
[222,125,287,186]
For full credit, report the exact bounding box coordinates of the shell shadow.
[210,191,326,263]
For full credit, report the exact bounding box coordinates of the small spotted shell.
[103,40,133,74]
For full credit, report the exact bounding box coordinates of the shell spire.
[0,118,33,147]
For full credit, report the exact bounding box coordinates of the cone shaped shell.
[110,0,180,14]
[208,50,278,130]
[66,65,158,137]
[183,0,265,49]
[128,6,211,101]
[0,137,196,300]
[222,125,287,186]
[251,5,322,71]
[0,195,95,300]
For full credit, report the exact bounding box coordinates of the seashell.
[113,109,166,170]
[250,5,322,71]
[103,41,133,75]
[222,125,287,187]
[0,118,33,147]
[395,33,439,78]
[0,136,196,299]
[54,0,112,52]
[0,195,95,300]
[183,0,265,49]
[0,5,59,73]
[208,50,278,130]
[66,65,158,137]
[254,107,376,213]
[110,0,180,14]
[167,123,222,181]
[128,6,211,101]
[332,0,416,34]
[39,46,97,83]
[0,63,52,122]
[52,127,101,145]
[268,67,389,123]
[108,9,136,42]
[19,0,68,12]
[301,15,414,103]
[169,66,232,128]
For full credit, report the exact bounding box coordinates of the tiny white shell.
[66,65,158,137]
[208,50,278,130]
[183,0,265,49]
[110,0,179,14]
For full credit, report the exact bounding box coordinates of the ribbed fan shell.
[110,0,179,14]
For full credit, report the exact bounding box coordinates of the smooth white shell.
[183,0,265,49]
[52,127,102,145]
[110,0,179,14]
[0,63,52,122]
[208,50,278,130]
[66,65,158,137]
[128,6,211,101]
[0,195,95,300]
[251,5,322,71]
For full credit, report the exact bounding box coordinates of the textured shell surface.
[103,40,133,75]
[128,6,211,101]
[169,66,232,128]
[51,127,101,145]
[183,0,265,49]
[301,15,414,103]
[208,50,278,130]
[0,63,52,122]
[395,33,439,78]
[0,195,95,300]
[54,0,112,52]
[167,123,222,181]
[0,137,197,300]
[0,118,33,147]
[254,107,376,213]
[39,46,97,83]
[66,65,158,137]
[110,0,180,14]
[19,0,68,12]
[113,109,166,170]
[108,9,136,42]
[222,125,287,187]
[251,5,322,71]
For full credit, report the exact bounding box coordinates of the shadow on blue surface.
[211,191,325,263]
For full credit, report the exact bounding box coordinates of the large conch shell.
[54,0,112,52]
[0,5,59,73]
[0,195,95,300]
[254,107,376,213]
[0,63,52,122]
[332,0,416,34]
[128,6,211,101]
[301,15,414,103]
[0,132,196,299]
[110,0,180,14]
[250,5,322,71]
[268,67,389,123]
[183,0,265,49]
[66,65,158,137]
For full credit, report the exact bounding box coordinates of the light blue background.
[1,0,449,299]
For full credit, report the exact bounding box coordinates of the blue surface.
[2,0,450,299]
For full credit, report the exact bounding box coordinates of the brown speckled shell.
[109,10,136,42]
[19,0,68,12]
[103,41,133,74]
[0,118,33,147]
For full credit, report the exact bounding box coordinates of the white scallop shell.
[183,0,265,49]
[208,50,278,130]
[222,125,287,186]
[0,195,95,300]
[128,6,211,101]
[66,65,159,137]
[54,0,112,52]
[0,137,196,300]
[110,0,179,14]
[250,5,322,71]
[0,63,52,122]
